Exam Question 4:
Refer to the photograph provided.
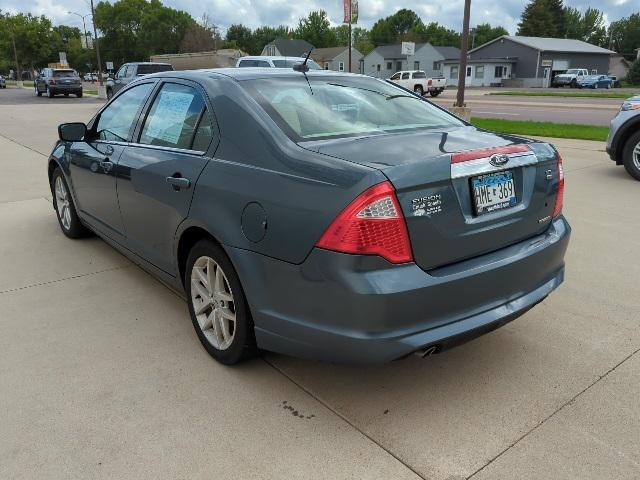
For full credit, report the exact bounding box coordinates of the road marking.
[475,111,521,116]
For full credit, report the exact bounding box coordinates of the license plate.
[471,170,517,215]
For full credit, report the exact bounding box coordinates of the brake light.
[316,181,413,264]
[552,154,564,218]
[49,78,56,84]
[428,79,433,86]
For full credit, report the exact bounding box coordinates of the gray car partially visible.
[607,95,640,180]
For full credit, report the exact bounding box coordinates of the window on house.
[433,61,441,71]
[386,62,392,70]
[450,66,458,79]
[324,63,329,70]
[339,62,345,72]
[475,65,484,78]
[466,66,472,77]
[414,61,420,70]
[494,66,504,77]
[377,64,381,72]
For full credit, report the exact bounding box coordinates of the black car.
[35,68,82,98]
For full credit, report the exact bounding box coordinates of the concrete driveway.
[1,88,638,479]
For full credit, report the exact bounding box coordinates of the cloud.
[2,0,637,36]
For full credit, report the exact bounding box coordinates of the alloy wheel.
[55,176,71,230]
[633,142,640,171]
[190,256,236,351]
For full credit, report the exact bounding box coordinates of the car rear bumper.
[50,85,82,93]
[228,216,570,363]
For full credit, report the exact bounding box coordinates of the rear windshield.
[242,76,463,141]
[53,70,78,78]
[271,59,322,70]
[137,64,173,75]
[412,71,426,79]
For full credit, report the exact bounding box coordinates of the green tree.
[251,25,290,55]
[180,14,221,52]
[471,23,508,49]
[627,60,640,84]
[369,9,425,45]
[225,24,253,52]
[517,0,565,37]
[423,22,460,47]
[609,13,640,59]
[0,12,53,78]
[564,7,606,46]
[295,10,336,48]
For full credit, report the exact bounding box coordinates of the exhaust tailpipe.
[414,345,440,358]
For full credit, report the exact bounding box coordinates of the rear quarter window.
[412,72,426,79]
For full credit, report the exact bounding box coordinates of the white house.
[362,43,460,79]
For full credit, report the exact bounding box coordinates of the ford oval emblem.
[489,154,510,167]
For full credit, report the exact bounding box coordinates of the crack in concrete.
[0,131,48,157]
[466,345,640,479]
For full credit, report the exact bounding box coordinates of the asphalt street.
[1,87,639,480]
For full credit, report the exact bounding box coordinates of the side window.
[95,83,153,142]
[116,66,126,79]
[238,60,257,67]
[390,73,401,80]
[124,65,135,77]
[139,83,210,150]
[192,109,215,152]
[256,60,271,67]
[401,72,410,80]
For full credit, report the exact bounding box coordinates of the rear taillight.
[552,154,564,218]
[427,79,433,86]
[316,181,413,264]
[49,79,56,84]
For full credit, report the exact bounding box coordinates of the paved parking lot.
[1,88,638,479]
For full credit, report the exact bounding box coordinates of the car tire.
[622,131,640,181]
[51,168,92,238]
[47,86,54,98]
[77,91,83,98]
[570,80,577,88]
[185,239,257,365]
[429,91,440,97]
[414,85,424,96]
[64,93,69,97]
[594,83,598,89]
[106,88,113,99]
[36,86,42,97]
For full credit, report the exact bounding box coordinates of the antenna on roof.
[293,49,313,72]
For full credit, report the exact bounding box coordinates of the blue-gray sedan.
[47,68,570,364]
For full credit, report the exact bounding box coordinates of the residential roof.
[264,38,314,57]
[432,45,461,60]
[368,43,430,59]
[310,47,348,62]
[470,35,615,54]
[444,57,518,64]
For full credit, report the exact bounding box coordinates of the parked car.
[606,95,640,180]
[35,68,82,98]
[48,68,570,365]
[83,72,99,82]
[577,74,612,89]
[236,56,322,70]
[552,68,589,88]
[389,70,446,97]
[106,62,174,99]
[0,75,6,88]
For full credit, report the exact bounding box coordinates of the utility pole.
[455,0,471,108]
[348,0,352,72]
[90,0,103,86]
[68,12,90,50]
[10,27,21,84]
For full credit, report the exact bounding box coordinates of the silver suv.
[606,96,640,180]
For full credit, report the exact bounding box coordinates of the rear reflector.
[316,181,413,264]
[552,153,564,218]
[451,144,530,164]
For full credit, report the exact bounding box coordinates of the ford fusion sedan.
[607,95,640,180]
[47,68,570,364]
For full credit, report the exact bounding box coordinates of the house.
[150,49,245,70]
[445,35,615,87]
[310,47,363,73]
[261,38,314,57]
[362,43,460,79]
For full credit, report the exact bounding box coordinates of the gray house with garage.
[363,43,460,79]
[443,36,615,88]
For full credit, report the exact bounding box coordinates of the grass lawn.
[487,90,632,99]
[471,118,609,142]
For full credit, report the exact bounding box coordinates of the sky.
[0,0,637,37]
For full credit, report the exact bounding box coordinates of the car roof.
[126,62,172,66]
[239,56,306,61]
[141,68,370,82]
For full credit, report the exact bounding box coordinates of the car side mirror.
[59,122,87,142]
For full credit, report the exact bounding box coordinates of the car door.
[116,79,218,274]
[68,81,155,242]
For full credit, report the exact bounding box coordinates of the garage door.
[552,60,569,70]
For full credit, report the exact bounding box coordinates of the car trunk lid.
[302,127,561,270]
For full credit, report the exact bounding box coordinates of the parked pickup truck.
[389,70,446,97]
[551,68,589,88]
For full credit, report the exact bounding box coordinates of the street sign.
[59,52,68,67]
[106,61,114,70]
[401,42,415,56]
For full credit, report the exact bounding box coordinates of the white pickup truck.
[389,70,447,97]
[551,68,589,88]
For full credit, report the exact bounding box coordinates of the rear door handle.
[166,176,191,190]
